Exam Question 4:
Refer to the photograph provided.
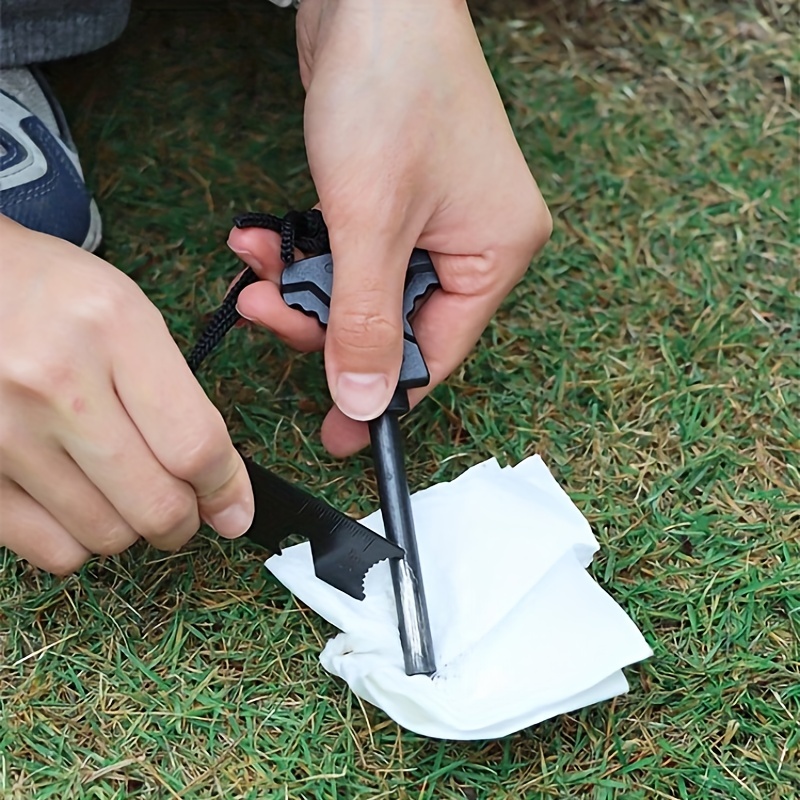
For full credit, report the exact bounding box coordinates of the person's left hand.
[227,0,551,457]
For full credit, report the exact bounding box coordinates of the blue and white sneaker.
[0,67,102,252]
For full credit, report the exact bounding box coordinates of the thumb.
[324,233,409,422]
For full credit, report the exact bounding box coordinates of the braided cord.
[186,209,329,373]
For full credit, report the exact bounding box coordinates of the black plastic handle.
[280,249,440,390]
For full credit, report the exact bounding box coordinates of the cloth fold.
[266,456,652,739]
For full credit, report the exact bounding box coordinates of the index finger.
[111,302,254,538]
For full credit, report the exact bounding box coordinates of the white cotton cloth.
[265,456,653,740]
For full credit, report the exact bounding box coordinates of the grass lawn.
[1,0,798,797]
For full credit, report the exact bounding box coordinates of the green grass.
[1,0,798,797]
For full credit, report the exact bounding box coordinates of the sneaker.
[0,66,102,252]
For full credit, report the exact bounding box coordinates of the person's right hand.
[0,217,254,574]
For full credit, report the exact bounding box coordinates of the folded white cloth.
[266,456,653,739]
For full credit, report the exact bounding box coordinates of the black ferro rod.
[368,389,436,676]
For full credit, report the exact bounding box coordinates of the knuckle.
[2,354,77,404]
[444,256,503,297]
[72,278,131,333]
[89,525,138,557]
[331,306,401,354]
[168,419,231,482]
[138,489,197,543]
[40,544,89,576]
[468,257,501,295]
[0,277,142,405]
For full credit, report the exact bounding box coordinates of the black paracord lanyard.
[186,209,330,374]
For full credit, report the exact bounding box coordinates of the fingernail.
[235,304,257,323]
[205,503,254,538]
[334,372,391,421]
[227,240,263,271]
